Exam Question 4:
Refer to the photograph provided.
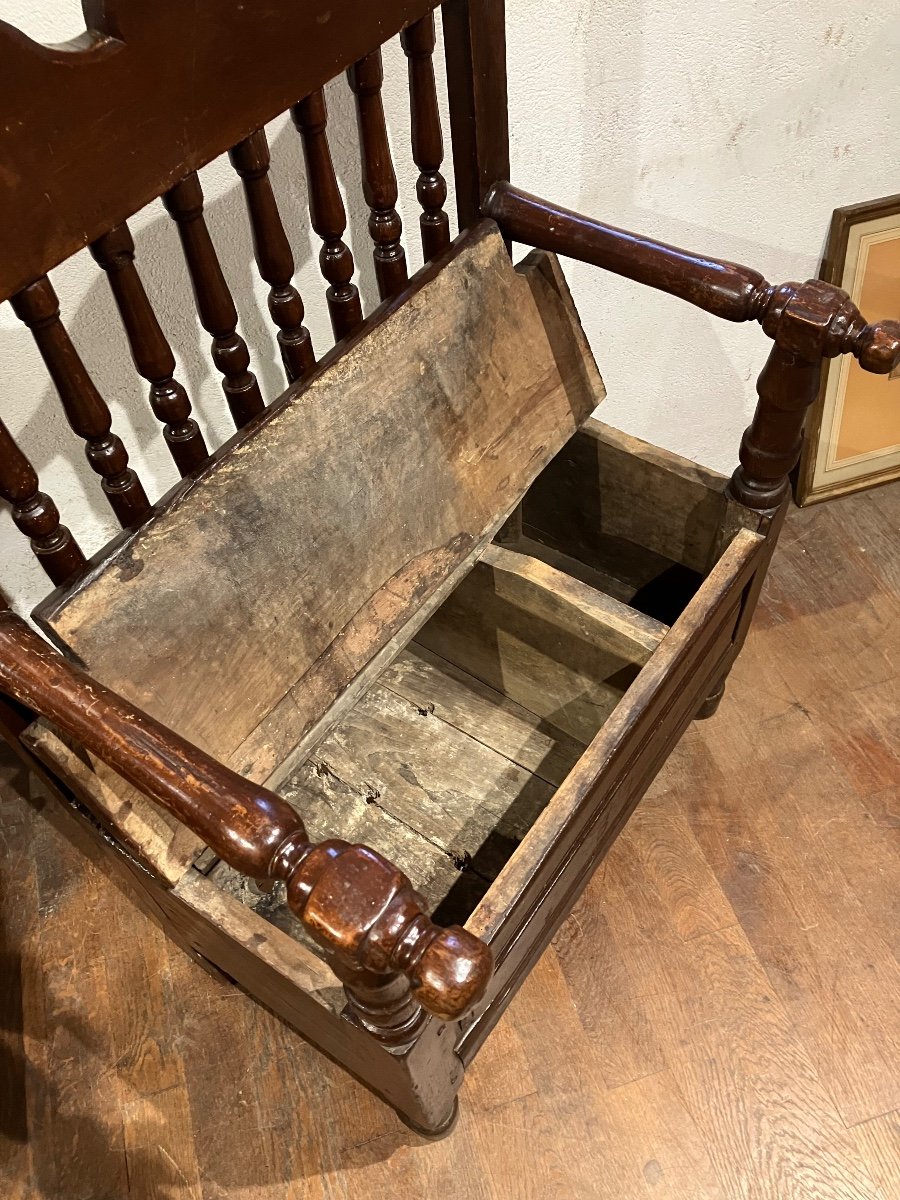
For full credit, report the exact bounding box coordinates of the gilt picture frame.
[796,193,900,505]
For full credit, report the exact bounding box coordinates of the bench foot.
[399,1096,459,1139]
[695,675,727,720]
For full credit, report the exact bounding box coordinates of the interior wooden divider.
[210,541,670,935]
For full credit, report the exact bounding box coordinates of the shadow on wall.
[560,0,875,475]
[0,67,415,617]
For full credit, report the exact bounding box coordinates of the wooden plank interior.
[417,544,667,745]
[34,227,603,873]
[523,417,736,575]
[465,527,766,950]
[5,484,897,1194]
[213,539,668,934]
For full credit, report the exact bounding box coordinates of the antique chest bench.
[1,0,897,1135]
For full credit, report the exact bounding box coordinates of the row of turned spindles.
[0,15,450,590]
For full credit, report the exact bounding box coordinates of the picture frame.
[795,193,900,506]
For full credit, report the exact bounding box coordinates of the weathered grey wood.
[523,417,742,578]
[482,544,667,656]
[34,228,603,866]
[218,521,673,935]
[465,528,765,948]
[309,683,554,881]
[417,546,666,745]
[508,534,650,608]
[382,645,583,788]
[218,645,573,928]
[243,522,499,789]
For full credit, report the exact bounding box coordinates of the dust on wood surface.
[217,642,584,930]
[35,226,603,873]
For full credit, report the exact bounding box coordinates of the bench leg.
[695,674,727,720]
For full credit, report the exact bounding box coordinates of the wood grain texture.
[383,644,584,788]
[215,631,590,933]
[3,483,898,1196]
[2,608,494,1032]
[35,228,602,871]
[522,416,743,580]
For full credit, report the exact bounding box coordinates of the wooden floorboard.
[1,484,898,1198]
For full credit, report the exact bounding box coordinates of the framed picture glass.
[796,193,900,505]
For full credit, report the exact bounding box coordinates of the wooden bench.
[1,0,897,1135]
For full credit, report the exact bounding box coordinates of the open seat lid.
[34,223,603,876]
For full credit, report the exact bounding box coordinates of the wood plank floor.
[1,483,898,1200]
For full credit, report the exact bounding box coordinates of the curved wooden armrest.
[0,609,492,1022]
[484,180,900,512]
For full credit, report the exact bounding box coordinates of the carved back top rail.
[0,0,441,301]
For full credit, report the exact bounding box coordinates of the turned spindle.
[90,223,208,476]
[10,277,151,529]
[163,173,264,428]
[291,90,363,340]
[0,611,493,1032]
[483,184,900,516]
[0,417,87,586]
[229,130,315,383]
[401,14,451,261]
[347,49,408,300]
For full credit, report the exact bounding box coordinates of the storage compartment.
[209,540,669,935]
[30,232,762,962]
[26,410,765,989]
[206,421,766,955]
[30,229,604,889]
[518,417,748,624]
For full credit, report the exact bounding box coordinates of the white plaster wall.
[1,0,899,616]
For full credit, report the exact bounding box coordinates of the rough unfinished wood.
[383,644,584,789]
[466,527,765,950]
[523,417,747,580]
[221,542,671,939]
[417,543,665,745]
[35,227,603,868]
[224,639,582,933]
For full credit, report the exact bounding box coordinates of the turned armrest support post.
[729,281,900,511]
[483,181,900,514]
[0,608,492,1026]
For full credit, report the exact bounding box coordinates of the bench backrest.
[0,0,510,604]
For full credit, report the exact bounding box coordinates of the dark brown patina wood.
[0,605,492,1026]
[9,277,151,528]
[731,282,900,511]
[229,130,315,383]
[5,0,899,1143]
[484,182,900,512]
[90,223,209,475]
[0,0,440,303]
[291,91,364,340]
[0,418,87,586]
[443,0,510,231]
[163,174,264,428]
[401,13,451,260]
